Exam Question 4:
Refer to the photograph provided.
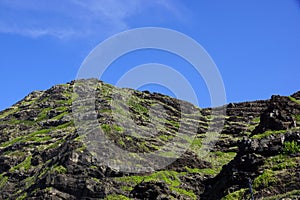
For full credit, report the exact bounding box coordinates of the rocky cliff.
[0,80,299,199]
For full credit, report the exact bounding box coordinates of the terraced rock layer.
[0,80,299,199]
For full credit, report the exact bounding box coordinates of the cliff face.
[0,80,299,200]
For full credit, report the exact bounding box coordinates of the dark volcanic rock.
[202,132,300,199]
[130,181,177,199]
[252,95,300,134]
[292,91,300,100]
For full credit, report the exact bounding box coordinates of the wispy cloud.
[0,0,187,39]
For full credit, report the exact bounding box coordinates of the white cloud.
[0,0,186,39]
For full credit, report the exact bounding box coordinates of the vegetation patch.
[253,169,276,189]
[101,124,124,134]
[172,187,197,199]
[104,194,130,200]
[251,130,287,139]
[222,188,247,200]
[52,121,74,130]
[10,155,32,172]
[120,185,133,192]
[185,167,218,175]
[52,165,67,174]
[128,98,148,114]
[8,118,35,126]
[52,112,68,120]
[294,115,300,123]
[288,96,300,104]
[265,154,297,170]
[76,144,87,153]
[167,120,180,129]
[45,139,65,150]
[283,141,300,154]
[263,190,300,200]
[158,134,174,142]
[0,173,8,189]
[207,151,237,173]
[157,151,178,158]
[89,165,98,170]
[36,107,52,121]
[253,117,260,123]
[116,170,197,199]
[190,138,202,151]
[16,192,27,200]
[23,175,35,190]
[0,136,23,148]
[0,107,19,119]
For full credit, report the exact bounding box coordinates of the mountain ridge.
[0,79,299,199]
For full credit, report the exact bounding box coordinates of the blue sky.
[0,0,300,110]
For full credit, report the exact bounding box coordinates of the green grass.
[53,121,74,130]
[222,188,247,200]
[45,139,65,150]
[52,165,67,174]
[7,118,36,126]
[116,170,197,199]
[10,155,32,172]
[252,117,260,123]
[16,192,27,200]
[120,185,133,192]
[0,136,23,148]
[38,165,51,179]
[101,84,114,97]
[0,173,8,189]
[128,99,148,114]
[158,134,174,142]
[283,141,300,154]
[6,150,26,157]
[190,138,202,151]
[157,151,178,158]
[263,190,300,200]
[265,154,297,170]
[114,125,124,132]
[0,107,19,119]
[76,144,87,153]
[91,177,100,183]
[167,120,180,129]
[30,135,52,143]
[36,107,52,121]
[253,169,276,189]
[207,151,237,173]
[101,124,124,133]
[117,170,182,187]
[0,128,53,148]
[89,165,98,170]
[118,139,126,147]
[251,129,287,139]
[52,112,68,120]
[101,124,112,133]
[185,167,218,175]
[288,96,300,104]
[23,175,36,190]
[99,109,112,113]
[104,194,130,200]
[294,115,300,123]
[172,187,197,199]
[56,106,68,112]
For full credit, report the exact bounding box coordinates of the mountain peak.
[0,80,299,199]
